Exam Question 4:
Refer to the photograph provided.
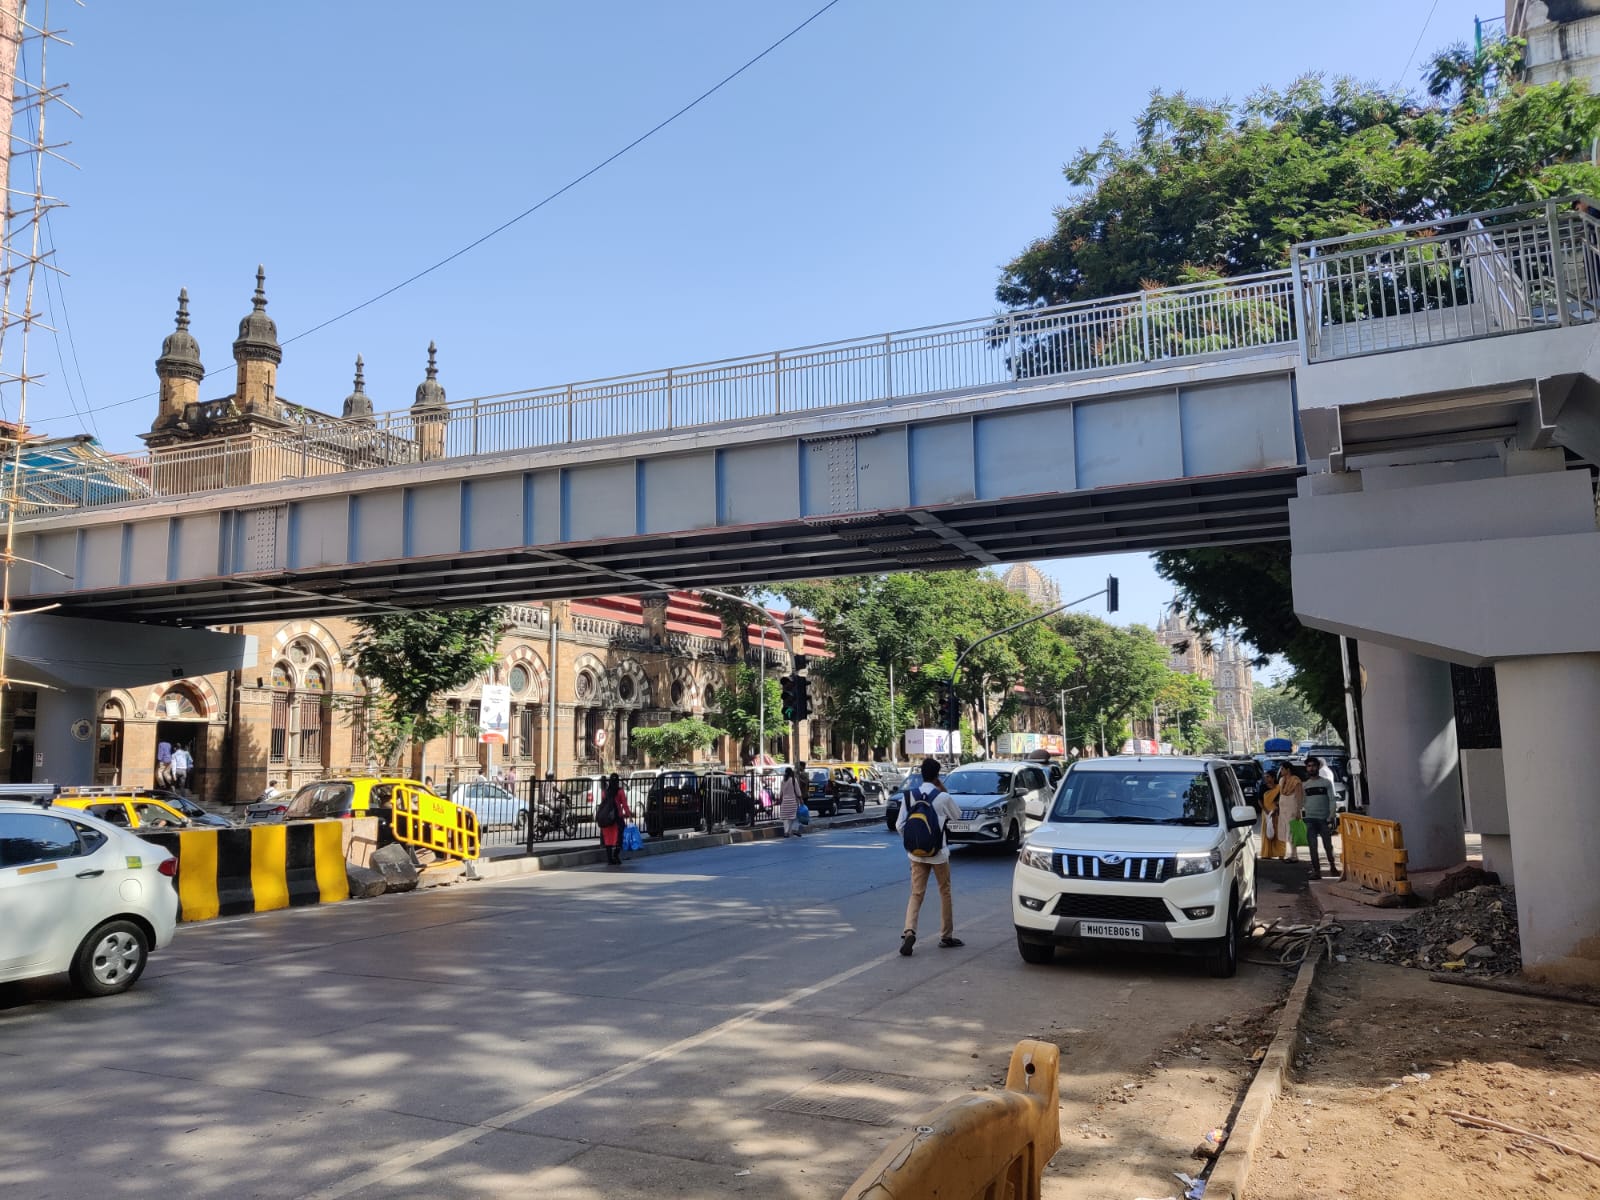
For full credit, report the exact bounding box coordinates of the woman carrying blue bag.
[596,774,633,865]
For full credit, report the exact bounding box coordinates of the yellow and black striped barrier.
[391,785,480,861]
[139,820,350,922]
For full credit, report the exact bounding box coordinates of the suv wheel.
[1207,902,1240,979]
[1003,820,1021,853]
[1016,933,1054,965]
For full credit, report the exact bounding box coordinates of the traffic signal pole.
[944,577,1120,750]
[695,589,809,766]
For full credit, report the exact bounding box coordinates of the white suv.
[0,798,180,996]
[1012,756,1258,977]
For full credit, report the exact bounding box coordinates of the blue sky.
[15,0,1488,649]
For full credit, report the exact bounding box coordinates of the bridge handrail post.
[299,425,309,478]
[883,332,893,400]
[666,367,674,429]
[565,383,575,443]
[471,396,480,455]
[773,350,782,415]
[1291,245,1313,364]
[1139,290,1151,361]
[1547,199,1571,327]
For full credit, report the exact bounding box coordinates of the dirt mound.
[1347,884,1519,976]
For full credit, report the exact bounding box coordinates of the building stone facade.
[2,276,843,801]
[1154,608,1255,751]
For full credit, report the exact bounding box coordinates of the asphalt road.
[0,824,1286,1199]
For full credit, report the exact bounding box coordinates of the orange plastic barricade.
[391,785,480,861]
[841,1040,1061,1200]
[1338,812,1410,895]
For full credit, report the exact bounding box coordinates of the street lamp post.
[1059,684,1086,748]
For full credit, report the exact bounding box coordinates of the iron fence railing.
[21,272,1299,517]
[469,771,789,851]
[1292,196,1600,363]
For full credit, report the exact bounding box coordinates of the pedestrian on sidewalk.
[596,773,631,865]
[1259,766,1287,859]
[1301,758,1338,879]
[1277,764,1307,863]
[778,766,805,837]
[894,757,963,956]
[169,744,192,793]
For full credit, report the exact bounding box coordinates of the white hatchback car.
[0,798,180,996]
[1012,756,1258,977]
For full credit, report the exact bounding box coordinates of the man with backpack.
[894,757,964,956]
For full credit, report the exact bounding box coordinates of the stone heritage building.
[1154,608,1255,751]
[999,562,1061,610]
[1,273,840,802]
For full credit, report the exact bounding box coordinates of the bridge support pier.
[34,686,97,786]
[1357,642,1465,871]
[1495,653,1600,985]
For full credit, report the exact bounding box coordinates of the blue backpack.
[901,784,946,858]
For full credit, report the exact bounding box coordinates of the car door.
[1213,765,1255,912]
[1016,767,1047,819]
[0,810,111,976]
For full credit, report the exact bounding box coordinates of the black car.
[644,770,704,838]
[805,768,866,817]
[1224,756,1266,808]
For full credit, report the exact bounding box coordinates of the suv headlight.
[1018,845,1054,871]
[1175,845,1224,876]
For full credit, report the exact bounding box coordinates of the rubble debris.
[1345,885,1519,976]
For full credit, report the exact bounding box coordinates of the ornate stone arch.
[143,676,221,720]
[573,652,613,706]
[697,666,725,712]
[502,645,549,703]
[270,619,350,687]
[610,658,651,709]
[99,687,138,718]
[665,663,697,712]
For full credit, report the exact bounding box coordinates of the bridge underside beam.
[36,470,1298,625]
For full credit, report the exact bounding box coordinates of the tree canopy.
[630,718,726,765]
[997,40,1600,728]
[347,608,506,770]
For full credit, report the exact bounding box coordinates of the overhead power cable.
[32,0,847,427]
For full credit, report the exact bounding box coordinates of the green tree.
[1155,670,1216,753]
[1253,680,1324,744]
[347,608,506,774]
[712,664,783,761]
[1053,614,1168,753]
[630,718,726,765]
[998,54,1600,728]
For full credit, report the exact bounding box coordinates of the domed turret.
[343,355,374,422]
[153,289,204,430]
[412,341,448,459]
[232,265,282,414]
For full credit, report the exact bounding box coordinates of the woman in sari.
[1259,765,1287,859]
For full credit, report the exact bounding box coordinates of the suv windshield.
[1050,769,1219,826]
[945,770,1013,795]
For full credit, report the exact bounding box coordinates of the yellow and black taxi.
[57,786,235,829]
[245,776,424,826]
[54,793,199,831]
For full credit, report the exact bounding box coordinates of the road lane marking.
[303,951,889,1199]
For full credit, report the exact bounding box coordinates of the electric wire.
[1394,0,1443,90]
[30,0,847,428]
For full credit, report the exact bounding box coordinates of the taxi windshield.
[1050,769,1218,826]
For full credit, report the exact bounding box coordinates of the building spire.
[253,264,267,310]
[175,287,191,330]
[343,353,373,421]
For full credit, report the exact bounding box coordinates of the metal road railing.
[18,271,1298,517]
[1292,196,1600,363]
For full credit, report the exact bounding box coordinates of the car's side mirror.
[1228,804,1257,828]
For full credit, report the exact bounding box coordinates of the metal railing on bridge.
[1292,196,1600,362]
[17,272,1297,516]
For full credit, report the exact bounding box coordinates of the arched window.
[701,683,718,710]
[670,680,685,708]
[509,664,531,695]
[160,684,205,719]
[617,675,635,703]
[271,662,293,689]
[271,679,291,765]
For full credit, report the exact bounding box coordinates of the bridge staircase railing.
[1293,196,1600,363]
[16,271,1297,518]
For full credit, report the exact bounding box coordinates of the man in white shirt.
[169,745,192,792]
[894,758,964,956]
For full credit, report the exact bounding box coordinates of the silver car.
[940,762,1046,851]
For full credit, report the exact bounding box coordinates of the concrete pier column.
[1495,653,1600,986]
[1358,641,1466,870]
[34,686,98,786]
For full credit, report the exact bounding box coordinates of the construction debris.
[1345,885,1519,976]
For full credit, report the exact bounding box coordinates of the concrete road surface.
[0,825,1286,1199]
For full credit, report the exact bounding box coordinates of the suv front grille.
[1053,893,1173,923]
[1055,852,1176,881]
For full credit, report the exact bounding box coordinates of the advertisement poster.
[479,684,512,744]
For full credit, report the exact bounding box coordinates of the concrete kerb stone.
[1205,953,1321,1200]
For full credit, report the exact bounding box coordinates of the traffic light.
[794,674,812,721]
[1106,574,1119,614]
[780,674,798,721]
[942,684,960,732]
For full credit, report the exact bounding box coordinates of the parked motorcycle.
[517,791,582,840]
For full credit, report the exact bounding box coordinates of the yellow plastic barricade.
[391,784,480,861]
[1338,812,1410,895]
[841,1040,1061,1200]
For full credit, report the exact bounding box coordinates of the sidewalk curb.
[1206,953,1321,1200]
